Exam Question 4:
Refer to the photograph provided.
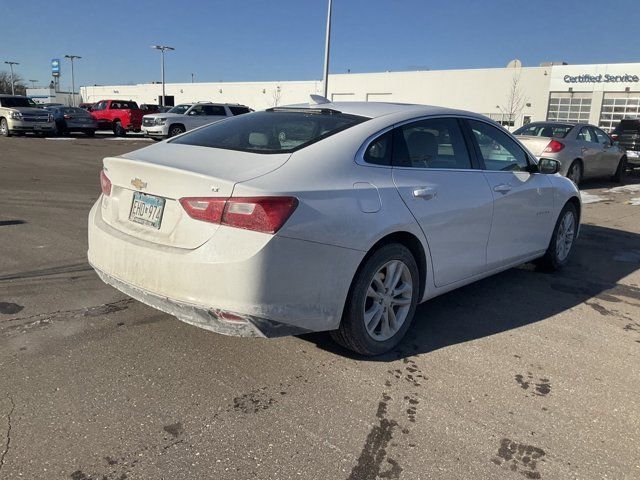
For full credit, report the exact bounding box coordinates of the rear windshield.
[513,123,572,138]
[1,97,38,108]
[170,110,368,153]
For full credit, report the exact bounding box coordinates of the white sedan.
[88,100,580,355]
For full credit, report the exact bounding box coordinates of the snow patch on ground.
[45,137,75,141]
[580,191,608,204]
[628,197,640,206]
[605,184,640,194]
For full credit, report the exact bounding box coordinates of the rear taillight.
[610,133,619,141]
[100,170,112,196]
[179,196,298,234]
[543,139,565,153]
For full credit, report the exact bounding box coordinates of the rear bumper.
[87,198,362,336]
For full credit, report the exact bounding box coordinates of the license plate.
[129,192,165,229]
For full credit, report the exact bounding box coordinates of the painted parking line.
[45,137,76,141]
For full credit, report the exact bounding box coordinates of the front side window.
[393,117,472,169]
[577,127,597,143]
[167,104,192,114]
[468,119,529,172]
[188,105,206,116]
[171,110,368,153]
[593,128,611,144]
[93,101,106,111]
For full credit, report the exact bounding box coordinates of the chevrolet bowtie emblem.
[131,178,147,190]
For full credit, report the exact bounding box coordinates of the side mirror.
[538,158,561,175]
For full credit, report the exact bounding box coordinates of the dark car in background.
[611,119,640,168]
[78,102,95,111]
[44,106,98,136]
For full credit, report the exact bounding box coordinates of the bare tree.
[271,86,283,107]
[0,71,27,95]
[498,73,528,128]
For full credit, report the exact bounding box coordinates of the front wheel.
[612,157,627,183]
[0,118,11,137]
[331,244,419,356]
[168,124,186,137]
[536,203,578,271]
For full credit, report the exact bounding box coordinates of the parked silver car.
[141,103,252,140]
[514,122,627,185]
[0,94,55,137]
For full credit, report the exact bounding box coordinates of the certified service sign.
[51,59,60,77]
[563,73,639,84]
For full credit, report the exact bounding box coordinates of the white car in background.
[88,100,580,355]
[141,102,252,140]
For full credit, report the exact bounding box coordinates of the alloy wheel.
[568,164,581,185]
[555,210,576,262]
[363,260,413,341]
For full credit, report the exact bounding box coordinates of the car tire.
[331,244,420,356]
[612,157,627,183]
[535,202,578,272]
[168,125,186,137]
[0,118,11,137]
[113,121,126,137]
[567,160,582,186]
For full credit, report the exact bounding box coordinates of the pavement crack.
[0,396,16,475]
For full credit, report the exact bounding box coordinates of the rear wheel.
[113,121,126,137]
[168,124,185,137]
[612,157,627,183]
[331,244,419,356]
[0,118,11,137]
[567,160,582,186]
[536,203,578,272]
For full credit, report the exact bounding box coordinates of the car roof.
[281,100,488,120]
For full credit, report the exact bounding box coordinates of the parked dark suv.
[611,119,640,168]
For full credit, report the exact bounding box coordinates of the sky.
[2,0,639,89]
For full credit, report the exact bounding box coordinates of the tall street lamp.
[29,79,38,89]
[4,61,19,95]
[322,0,333,98]
[151,45,175,106]
[64,55,81,106]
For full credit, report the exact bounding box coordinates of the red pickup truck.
[90,100,146,136]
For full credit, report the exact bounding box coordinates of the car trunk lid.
[101,143,291,249]
[516,135,556,157]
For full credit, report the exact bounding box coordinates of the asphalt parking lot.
[1,136,639,480]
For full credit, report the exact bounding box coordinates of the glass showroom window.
[546,93,591,124]
[599,93,640,132]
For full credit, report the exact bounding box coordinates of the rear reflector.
[543,139,565,153]
[179,196,298,234]
[100,170,112,196]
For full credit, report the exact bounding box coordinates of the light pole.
[322,0,333,98]
[151,45,175,106]
[29,79,38,89]
[4,61,19,95]
[64,55,81,106]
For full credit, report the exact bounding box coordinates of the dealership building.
[71,61,640,132]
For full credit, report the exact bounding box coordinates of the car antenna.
[309,94,330,105]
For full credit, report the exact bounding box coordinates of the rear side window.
[577,127,597,143]
[203,105,227,116]
[364,131,393,166]
[229,106,251,116]
[171,110,368,153]
[393,117,472,169]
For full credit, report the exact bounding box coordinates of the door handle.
[493,184,512,194]
[413,187,437,200]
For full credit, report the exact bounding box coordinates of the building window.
[599,93,640,132]
[546,92,591,124]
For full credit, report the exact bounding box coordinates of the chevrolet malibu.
[88,101,580,355]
